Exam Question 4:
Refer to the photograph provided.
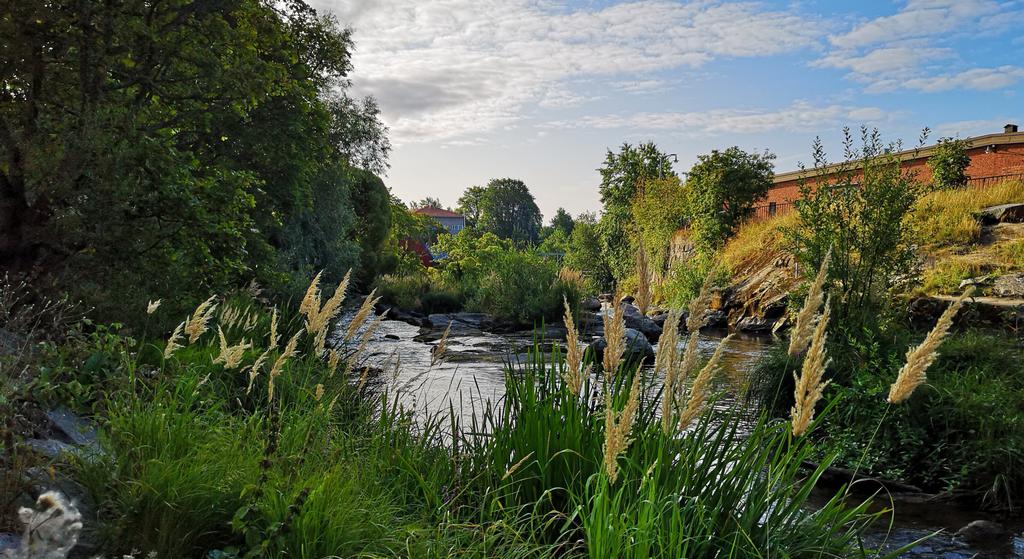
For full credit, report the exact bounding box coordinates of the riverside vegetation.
[2,263,960,558]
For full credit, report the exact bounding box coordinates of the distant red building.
[755,124,1024,219]
[404,206,467,265]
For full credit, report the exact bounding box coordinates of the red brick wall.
[765,143,1024,206]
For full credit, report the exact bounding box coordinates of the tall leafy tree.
[549,208,575,237]
[410,197,445,210]
[683,147,775,254]
[456,186,487,227]
[597,142,676,280]
[478,178,543,244]
[927,137,971,190]
[565,213,613,290]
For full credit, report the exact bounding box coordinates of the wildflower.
[788,250,831,357]
[164,320,185,360]
[146,299,161,315]
[185,295,218,343]
[562,297,585,396]
[790,301,831,436]
[678,335,731,430]
[602,373,641,484]
[602,303,626,380]
[888,290,968,404]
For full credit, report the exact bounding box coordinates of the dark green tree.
[478,179,543,244]
[549,208,575,237]
[683,147,775,254]
[349,170,393,288]
[597,142,676,280]
[410,197,445,210]
[565,213,613,290]
[456,186,487,227]
[927,137,971,190]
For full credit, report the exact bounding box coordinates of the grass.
[720,211,800,274]
[911,180,1024,247]
[7,272,933,558]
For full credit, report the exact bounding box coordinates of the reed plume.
[221,305,240,329]
[246,348,272,394]
[344,289,379,341]
[146,299,161,315]
[887,291,968,404]
[242,308,259,331]
[655,309,682,433]
[185,295,218,343]
[671,271,715,408]
[602,303,626,380]
[268,331,301,402]
[431,322,452,367]
[788,250,831,357]
[686,270,716,333]
[790,300,831,437]
[602,372,641,484]
[327,349,340,377]
[678,335,731,430]
[269,307,279,348]
[562,297,585,396]
[299,271,323,319]
[164,320,185,360]
[213,326,252,369]
[314,383,324,402]
[346,312,385,372]
[306,271,351,335]
[313,326,328,358]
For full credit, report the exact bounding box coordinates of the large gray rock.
[992,274,1024,298]
[46,408,97,446]
[617,304,663,342]
[975,203,1024,224]
[579,297,602,312]
[954,519,1010,547]
[587,327,655,364]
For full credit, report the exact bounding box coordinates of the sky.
[313,0,1024,219]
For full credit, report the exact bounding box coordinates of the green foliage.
[927,137,971,190]
[477,178,544,244]
[564,213,614,291]
[598,143,676,281]
[683,147,775,255]
[349,170,393,288]
[660,255,726,309]
[631,177,688,272]
[785,128,922,335]
[410,196,446,210]
[549,208,575,237]
[537,228,570,254]
[456,186,488,228]
[1,0,389,324]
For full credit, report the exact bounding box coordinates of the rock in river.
[587,327,655,364]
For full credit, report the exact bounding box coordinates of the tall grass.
[912,180,1024,247]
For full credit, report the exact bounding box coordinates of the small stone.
[45,407,97,446]
[954,520,1009,547]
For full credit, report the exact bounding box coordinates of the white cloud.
[540,101,891,135]
[830,0,1002,49]
[316,0,826,144]
[870,66,1024,92]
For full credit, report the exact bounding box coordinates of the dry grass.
[720,211,800,273]
[561,297,585,396]
[790,301,831,437]
[888,290,968,404]
[677,335,731,430]
[788,251,830,357]
[635,248,652,315]
[913,180,1024,247]
[601,304,627,379]
[185,296,218,343]
[602,372,641,484]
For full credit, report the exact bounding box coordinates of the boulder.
[954,520,1010,547]
[958,276,993,291]
[579,296,602,312]
[587,327,655,364]
[616,304,663,342]
[735,315,774,333]
[701,309,729,329]
[975,203,1024,225]
[46,408,96,446]
[992,274,1024,298]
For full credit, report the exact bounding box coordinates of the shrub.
[927,137,971,190]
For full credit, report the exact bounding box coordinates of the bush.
[927,137,971,190]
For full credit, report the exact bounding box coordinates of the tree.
[928,137,971,190]
[410,197,445,210]
[565,213,613,290]
[349,170,393,288]
[456,186,487,227]
[683,147,775,255]
[550,208,575,237]
[477,178,543,244]
[631,177,688,272]
[597,142,676,281]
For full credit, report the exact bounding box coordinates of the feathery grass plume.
[790,301,832,437]
[602,372,642,484]
[635,246,652,315]
[888,290,969,404]
[313,326,328,358]
[185,295,218,343]
[671,274,716,407]
[13,490,83,559]
[562,296,585,396]
[431,321,452,367]
[327,348,340,377]
[213,327,252,369]
[246,348,272,394]
[268,307,279,349]
[314,383,324,402]
[602,303,626,380]
[678,335,732,431]
[686,269,716,333]
[502,452,535,481]
[268,331,301,402]
[788,250,832,357]
[164,320,185,360]
[220,305,240,329]
[347,312,385,372]
[146,299,161,315]
[655,309,682,433]
[307,271,351,335]
[344,288,379,342]
[299,270,323,321]
[242,308,259,331]
[357,366,372,390]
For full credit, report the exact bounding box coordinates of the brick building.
[757,124,1024,219]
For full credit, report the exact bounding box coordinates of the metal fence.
[748,173,1024,222]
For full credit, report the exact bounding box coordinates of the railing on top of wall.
[748,172,1024,222]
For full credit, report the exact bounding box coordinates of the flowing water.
[349,316,1024,558]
